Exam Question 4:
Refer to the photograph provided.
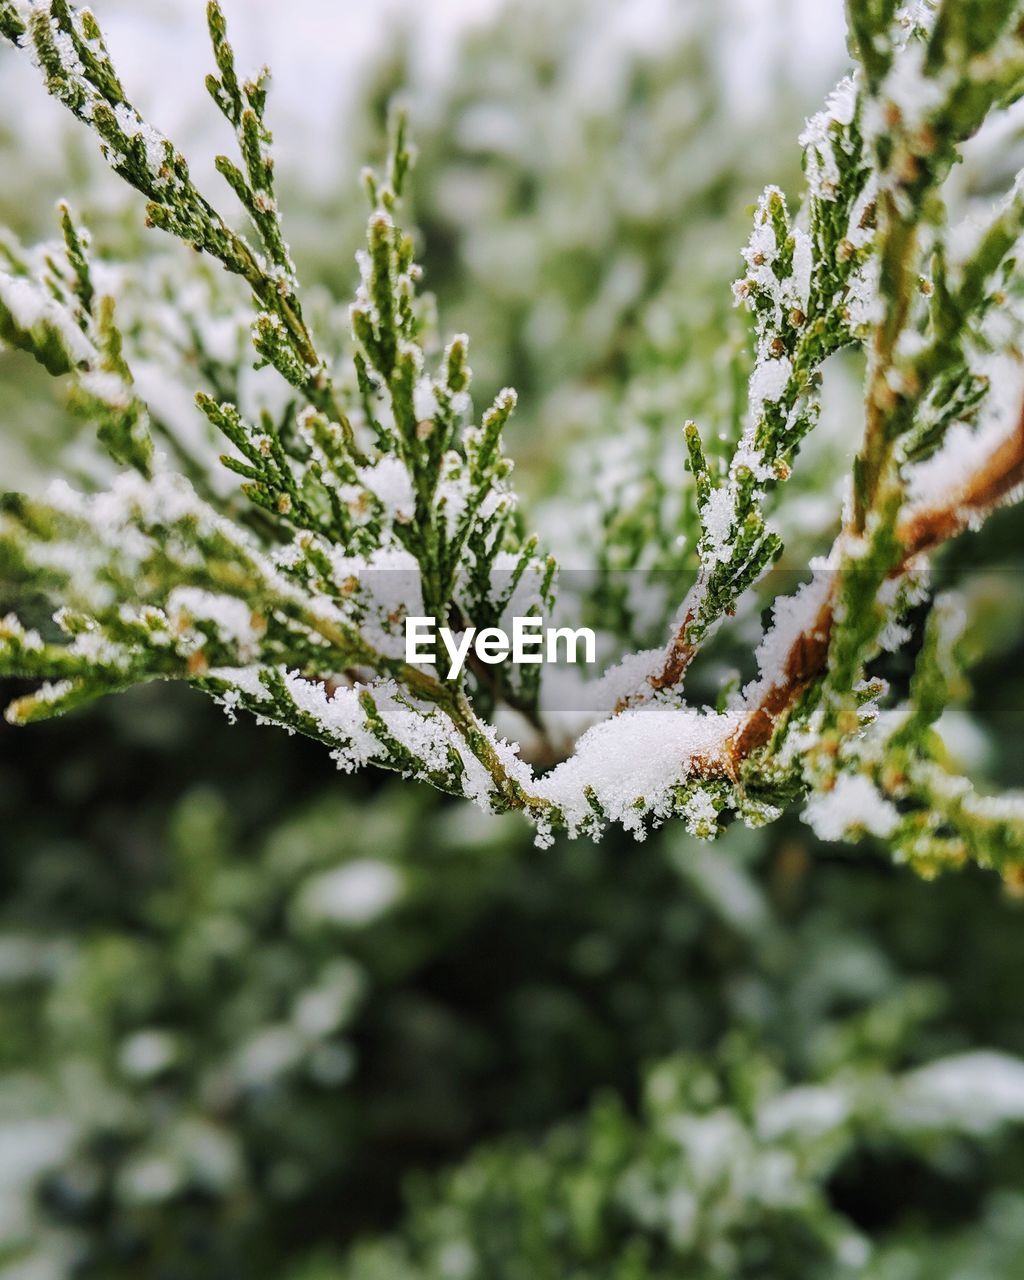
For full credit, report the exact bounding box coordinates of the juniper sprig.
[1,0,1023,869]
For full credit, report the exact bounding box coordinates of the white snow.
[742,566,832,706]
[119,1030,178,1079]
[79,368,133,408]
[877,39,947,133]
[0,268,94,365]
[279,673,379,772]
[906,353,1024,516]
[413,377,439,422]
[357,455,416,523]
[299,859,404,926]
[0,614,43,652]
[534,704,735,837]
[748,355,792,416]
[898,1052,1024,1135]
[803,773,900,842]
[701,486,738,565]
[788,228,813,310]
[799,76,858,201]
[758,1084,852,1140]
[167,587,263,660]
[681,786,720,837]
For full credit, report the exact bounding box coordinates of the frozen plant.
[1,0,1024,870]
[322,1044,1024,1280]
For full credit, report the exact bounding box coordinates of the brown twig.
[900,407,1024,557]
[646,607,698,695]
[724,398,1024,766]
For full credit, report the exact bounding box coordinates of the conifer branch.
[2,0,1023,867]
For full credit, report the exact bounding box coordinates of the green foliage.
[5,0,1021,857]
[1,3,1024,1276]
[4,701,1024,1278]
[314,1043,1024,1280]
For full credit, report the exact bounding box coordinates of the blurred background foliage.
[2,0,1024,1276]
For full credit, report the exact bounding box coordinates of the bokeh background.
[2,2,1024,1277]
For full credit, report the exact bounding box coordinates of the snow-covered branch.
[1,0,1023,869]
